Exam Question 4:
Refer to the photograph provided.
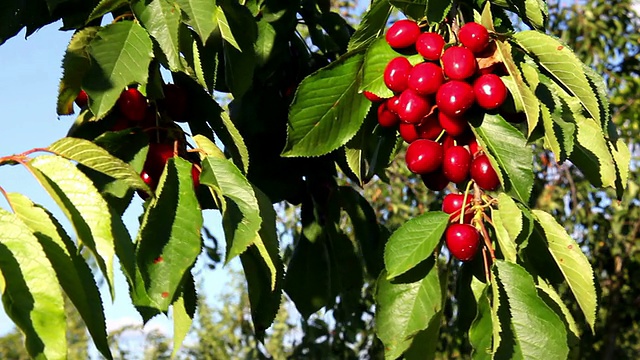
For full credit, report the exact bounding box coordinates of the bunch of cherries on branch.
[365,19,509,262]
[75,84,201,197]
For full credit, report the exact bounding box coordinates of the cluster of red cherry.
[74,85,200,197]
[365,19,511,262]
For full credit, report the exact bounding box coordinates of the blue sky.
[0,22,229,344]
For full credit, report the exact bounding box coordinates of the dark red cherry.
[408,62,444,95]
[162,84,188,122]
[441,46,477,80]
[384,57,413,93]
[142,143,175,189]
[405,139,444,174]
[191,164,201,188]
[416,32,445,61]
[118,88,148,122]
[377,100,400,128]
[396,89,432,124]
[445,223,481,261]
[458,22,490,54]
[436,80,475,117]
[470,154,500,191]
[420,170,449,191]
[386,19,421,49]
[438,111,468,137]
[442,146,472,183]
[417,113,443,140]
[75,90,88,108]
[473,74,508,110]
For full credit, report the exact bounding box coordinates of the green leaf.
[472,113,534,203]
[7,193,112,360]
[361,37,397,99]
[569,116,616,188]
[389,0,451,21]
[493,261,569,359]
[536,278,580,340]
[494,39,540,135]
[219,2,257,98]
[513,31,602,125]
[492,193,522,262]
[57,27,99,115]
[0,208,67,360]
[86,0,127,24]
[404,312,442,360]
[469,286,492,360]
[133,0,183,72]
[506,0,547,30]
[199,155,262,263]
[609,136,631,199]
[49,137,149,192]
[384,212,449,279]
[175,0,218,43]
[535,73,576,162]
[240,186,284,339]
[347,0,391,52]
[84,21,154,119]
[171,295,193,359]
[28,155,118,297]
[254,20,276,67]
[136,157,203,311]
[375,263,442,360]
[283,52,371,157]
[216,5,240,51]
[532,210,597,332]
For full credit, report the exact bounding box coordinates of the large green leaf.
[569,116,616,188]
[132,0,183,72]
[389,0,451,21]
[472,113,534,203]
[384,212,449,279]
[0,0,56,46]
[347,0,391,52]
[469,286,493,360]
[171,295,193,359]
[216,5,240,51]
[49,137,149,192]
[86,0,127,23]
[57,27,99,115]
[492,193,522,262]
[361,37,397,99]
[283,52,371,157]
[513,31,602,125]
[533,210,597,332]
[535,73,576,162]
[240,186,284,339]
[199,153,262,263]
[28,155,117,296]
[175,0,217,43]
[7,193,112,360]
[375,263,442,360]
[136,157,203,311]
[493,261,569,359]
[536,278,580,340]
[84,20,154,119]
[0,209,67,360]
[219,2,257,98]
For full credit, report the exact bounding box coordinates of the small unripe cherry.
[416,32,446,61]
[473,74,508,110]
[436,80,475,117]
[405,139,444,174]
[363,91,383,102]
[445,223,480,261]
[438,111,468,137]
[470,154,500,191]
[118,88,148,122]
[377,101,400,128]
[442,146,472,183]
[75,90,88,108]
[396,89,432,124]
[458,22,490,54]
[384,57,413,93]
[385,19,421,49]
[408,62,444,95]
[441,46,477,80]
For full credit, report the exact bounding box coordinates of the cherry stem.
[112,13,135,24]
[435,129,447,143]
[477,217,496,262]
[460,180,474,225]
[482,246,491,283]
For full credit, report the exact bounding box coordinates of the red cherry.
[473,74,508,110]
[441,46,477,80]
[75,90,88,108]
[142,143,175,189]
[162,84,189,122]
[396,89,432,124]
[399,122,419,143]
[111,117,131,131]
[458,22,490,54]
[470,154,500,191]
[442,146,472,183]
[416,32,446,61]
[445,223,480,261]
[385,19,421,49]
[436,80,475,117]
[469,138,480,156]
[364,91,383,102]
[405,139,444,174]
[442,193,473,222]
[440,133,456,153]
[407,62,444,95]
[384,57,413,93]
[417,113,443,140]
[420,170,449,191]
[191,164,201,188]
[118,88,148,121]
[377,100,400,128]
[438,111,468,137]
[387,95,402,114]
